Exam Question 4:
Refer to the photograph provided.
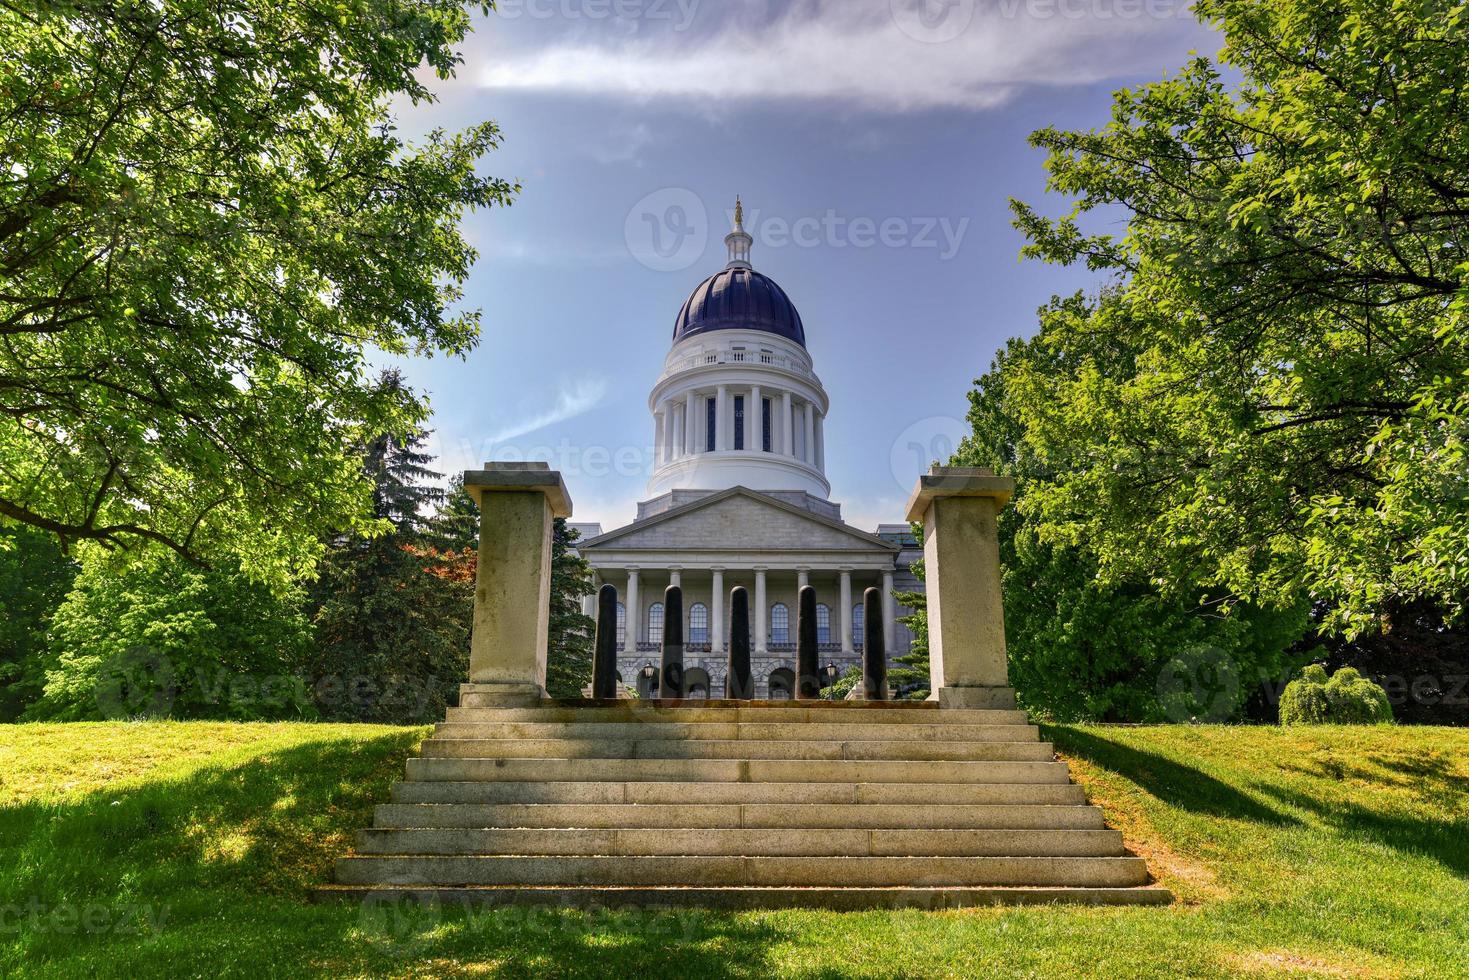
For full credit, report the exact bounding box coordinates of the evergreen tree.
[545,520,595,698]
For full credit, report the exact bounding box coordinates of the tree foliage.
[0,523,78,719]
[545,520,594,699]
[0,0,514,582]
[1010,0,1469,637]
[1280,663,1394,725]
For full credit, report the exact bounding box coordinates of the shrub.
[1279,664,1393,725]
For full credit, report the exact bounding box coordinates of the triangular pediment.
[579,488,897,554]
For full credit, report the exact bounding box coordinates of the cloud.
[472,0,1213,111]
[484,376,611,444]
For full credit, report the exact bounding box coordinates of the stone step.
[371,803,1107,830]
[390,780,1089,806]
[334,855,1151,888]
[354,827,1127,858]
[314,883,1173,910]
[443,705,1030,725]
[416,738,1057,762]
[432,721,1041,742]
[404,757,1072,785]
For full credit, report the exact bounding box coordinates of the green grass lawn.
[0,722,1464,978]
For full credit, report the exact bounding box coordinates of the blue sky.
[391,0,1218,530]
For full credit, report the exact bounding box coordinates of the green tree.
[545,520,594,698]
[0,0,515,583]
[30,547,313,720]
[1010,0,1469,637]
[0,524,79,719]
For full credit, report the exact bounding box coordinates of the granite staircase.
[316,700,1170,909]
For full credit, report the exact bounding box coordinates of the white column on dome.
[804,401,816,465]
[839,569,853,655]
[750,385,763,451]
[684,391,697,454]
[781,391,794,457]
[883,569,896,650]
[670,403,683,459]
[653,407,665,464]
[711,567,725,655]
[626,569,640,652]
[716,385,729,451]
[754,567,768,655]
[814,410,825,470]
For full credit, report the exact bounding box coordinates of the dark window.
[762,398,772,452]
[816,604,831,644]
[733,396,745,450]
[648,602,664,645]
[689,603,709,644]
[616,603,626,645]
[853,603,864,646]
[706,397,716,452]
[770,603,789,644]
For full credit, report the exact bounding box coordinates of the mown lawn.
[0,721,1464,978]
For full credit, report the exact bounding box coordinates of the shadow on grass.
[1042,725,1297,827]
[0,729,784,979]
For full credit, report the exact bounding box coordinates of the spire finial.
[725,195,752,270]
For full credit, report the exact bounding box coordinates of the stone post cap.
[463,461,573,517]
[903,464,1014,522]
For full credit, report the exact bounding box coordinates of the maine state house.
[572,201,922,698]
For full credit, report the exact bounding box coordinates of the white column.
[665,404,678,462]
[653,408,664,464]
[625,569,640,653]
[882,569,896,650]
[814,410,825,470]
[711,567,725,654]
[582,593,596,618]
[671,404,683,459]
[744,388,756,451]
[750,385,762,451]
[839,568,853,655]
[716,385,729,451]
[796,568,809,591]
[810,405,822,470]
[754,567,768,655]
[669,567,681,588]
[781,391,794,456]
[684,391,697,454]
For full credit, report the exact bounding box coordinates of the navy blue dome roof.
[673,267,806,347]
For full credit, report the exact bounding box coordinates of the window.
[761,398,772,452]
[647,602,664,645]
[770,602,790,645]
[689,603,709,644]
[733,396,745,450]
[816,604,831,644]
[853,602,865,647]
[706,397,716,452]
[616,603,626,645]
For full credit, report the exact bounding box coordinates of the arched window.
[816,604,831,644]
[768,667,795,700]
[770,602,790,645]
[647,602,664,645]
[689,603,709,644]
[853,602,865,647]
[616,603,626,645]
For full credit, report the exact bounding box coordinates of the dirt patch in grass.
[1222,949,1397,978]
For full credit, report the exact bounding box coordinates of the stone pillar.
[625,569,640,654]
[796,585,820,699]
[660,585,684,699]
[461,462,572,705]
[796,567,809,591]
[716,385,729,451]
[684,391,697,454]
[803,403,816,465]
[904,465,1017,709]
[582,593,596,618]
[754,567,768,655]
[727,586,752,699]
[661,404,675,462]
[652,408,663,464]
[670,403,682,459]
[781,391,794,456]
[882,569,896,650]
[592,584,619,700]
[862,586,887,701]
[839,568,853,655]
[669,567,681,589]
[814,411,825,470]
[710,568,725,654]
